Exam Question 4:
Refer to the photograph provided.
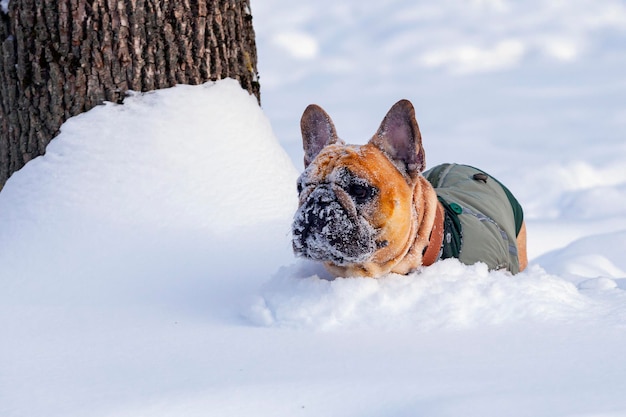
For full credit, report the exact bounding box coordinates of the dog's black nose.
[308,209,329,232]
[295,203,329,240]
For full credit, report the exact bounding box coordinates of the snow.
[2,0,626,416]
[272,31,319,60]
[419,39,527,74]
[249,261,594,330]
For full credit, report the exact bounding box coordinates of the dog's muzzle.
[292,185,377,265]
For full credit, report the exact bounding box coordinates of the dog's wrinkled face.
[292,100,428,276]
[292,144,412,266]
[292,157,378,266]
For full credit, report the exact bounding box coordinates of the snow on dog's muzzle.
[292,185,377,265]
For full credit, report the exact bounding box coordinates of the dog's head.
[292,100,433,277]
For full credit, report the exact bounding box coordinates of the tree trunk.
[0,0,260,190]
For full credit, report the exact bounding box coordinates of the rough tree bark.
[0,0,260,189]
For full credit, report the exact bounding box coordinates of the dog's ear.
[301,104,343,168]
[370,99,425,179]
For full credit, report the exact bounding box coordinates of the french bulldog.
[292,99,528,277]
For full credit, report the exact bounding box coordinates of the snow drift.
[1,79,626,417]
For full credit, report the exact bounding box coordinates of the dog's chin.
[293,234,375,266]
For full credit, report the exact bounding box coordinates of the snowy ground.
[2,1,626,416]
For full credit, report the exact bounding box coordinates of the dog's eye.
[348,183,374,203]
[297,182,303,194]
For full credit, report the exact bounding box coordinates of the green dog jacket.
[423,163,524,274]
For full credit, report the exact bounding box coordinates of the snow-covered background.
[2,1,626,416]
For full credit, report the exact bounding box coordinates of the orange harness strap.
[421,202,445,267]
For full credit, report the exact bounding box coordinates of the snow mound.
[0,79,298,237]
[248,259,602,331]
[536,231,626,289]
[0,80,299,307]
[515,160,626,220]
